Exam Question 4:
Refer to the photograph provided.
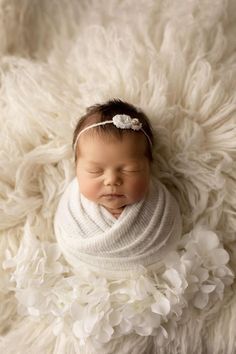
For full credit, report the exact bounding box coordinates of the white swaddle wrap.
[54,177,182,275]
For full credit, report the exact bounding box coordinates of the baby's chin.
[98,196,127,209]
[98,195,145,211]
[98,199,128,215]
[100,202,127,212]
[102,205,126,218]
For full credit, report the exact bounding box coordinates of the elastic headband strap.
[73,114,152,150]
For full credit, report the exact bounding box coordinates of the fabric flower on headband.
[112,114,142,131]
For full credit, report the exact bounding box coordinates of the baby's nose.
[104,170,122,186]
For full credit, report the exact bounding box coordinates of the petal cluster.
[2,222,233,348]
[180,225,233,309]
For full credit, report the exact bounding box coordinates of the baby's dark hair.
[73,99,154,162]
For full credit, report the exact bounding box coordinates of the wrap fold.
[54,177,182,276]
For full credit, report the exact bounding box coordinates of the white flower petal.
[201,284,216,293]
[162,269,182,289]
[73,321,85,339]
[205,249,230,267]
[97,327,113,343]
[197,230,219,251]
[195,267,209,282]
[193,292,209,309]
[145,312,161,328]
[84,312,100,333]
[45,243,61,262]
[71,303,85,321]
[151,296,170,316]
[213,266,231,278]
[50,262,64,274]
[119,318,132,334]
[160,325,168,338]
[135,325,153,336]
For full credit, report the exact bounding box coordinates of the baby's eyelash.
[122,169,141,173]
[87,170,103,174]
[86,168,142,174]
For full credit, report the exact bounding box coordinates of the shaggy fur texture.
[0,0,236,353]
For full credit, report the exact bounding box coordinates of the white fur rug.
[0,0,236,353]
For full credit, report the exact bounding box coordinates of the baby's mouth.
[102,194,124,199]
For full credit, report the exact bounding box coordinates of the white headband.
[73,114,152,150]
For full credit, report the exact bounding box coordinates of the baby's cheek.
[77,177,100,202]
[129,178,150,200]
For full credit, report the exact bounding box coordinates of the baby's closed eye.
[122,168,142,173]
[87,169,103,174]
[121,163,144,173]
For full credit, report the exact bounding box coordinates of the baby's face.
[76,132,151,217]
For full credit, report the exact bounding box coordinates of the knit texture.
[54,177,182,275]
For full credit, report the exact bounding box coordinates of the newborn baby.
[54,99,182,276]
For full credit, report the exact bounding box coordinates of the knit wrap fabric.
[54,177,182,275]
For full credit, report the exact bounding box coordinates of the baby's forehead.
[77,131,148,160]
